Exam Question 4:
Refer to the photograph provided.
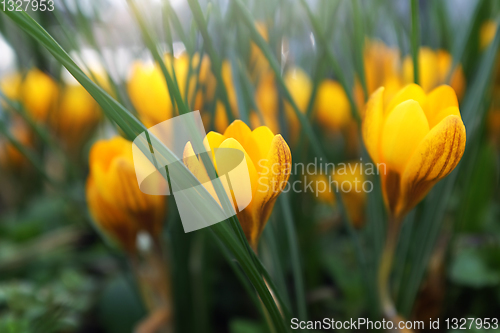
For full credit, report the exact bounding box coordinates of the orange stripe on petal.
[400,115,466,216]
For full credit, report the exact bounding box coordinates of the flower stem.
[378,216,401,321]
[131,234,172,333]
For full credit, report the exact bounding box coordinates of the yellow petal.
[437,50,466,99]
[214,101,230,133]
[22,69,58,122]
[203,131,226,169]
[127,61,172,127]
[315,80,351,130]
[254,135,291,221]
[419,48,440,93]
[255,72,278,130]
[223,120,252,145]
[480,21,497,50]
[88,137,166,244]
[86,176,138,253]
[362,87,385,164]
[429,106,461,130]
[0,72,22,101]
[424,85,459,128]
[381,100,430,173]
[333,163,367,229]
[216,138,258,209]
[204,131,226,150]
[222,61,237,109]
[385,83,427,116]
[284,67,312,112]
[246,126,275,170]
[400,115,466,216]
[183,141,221,207]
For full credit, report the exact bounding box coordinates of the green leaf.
[230,319,269,333]
[450,247,500,288]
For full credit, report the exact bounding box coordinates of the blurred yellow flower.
[201,61,238,133]
[315,80,351,131]
[487,107,500,149]
[213,100,230,134]
[312,162,367,229]
[251,71,279,133]
[355,41,403,108]
[222,60,238,111]
[51,83,101,151]
[165,53,215,111]
[364,41,402,96]
[250,22,270,77]
[480,20,497,50]
[127,61,173,128]
[183,120,291,250]
[86,136,166,253]
[362,84,466,220]
[0,72,22,102]
[0,119,33,171]
[334,163,367,229]
[194,53,217,103]
[284,67,312,139]
[403,48,465,99]
[21,69,58,122]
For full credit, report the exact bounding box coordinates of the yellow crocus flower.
[194,53,217,103]
[21,68,58,122]
[362,84,466,220]
[284,67,312,140]
[0,72,22,102]
[52,83,101,151]
[488,107,500,149]
[0,118,33,171]
[222,60,238,111]
[183,120,291,250]
[355,41,403,109]
[312,162,367,229]
[315,80,351,131]
[166,53,212,111]
[333,163,367,229]
[127,61,173,128]
[403,48,465,99]
[252,71,279,133]
[480,20,497,50]
[364,41,402,96]
[250,22,270,77]
[86,136,166,253]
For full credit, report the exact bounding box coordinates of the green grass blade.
[299,0,360,123]
[186,0,235,123]
[352,0,368,98]
[233,0,327,160]
[410,0,420,85]
[280,194,308,324]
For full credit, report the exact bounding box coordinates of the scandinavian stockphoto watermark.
[131,111,253,233]
[131,111,385,233]
[255,157,386,197]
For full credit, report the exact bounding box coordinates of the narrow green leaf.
[280,194,308,325]
[299,0,361,124]
[410,0,420,85]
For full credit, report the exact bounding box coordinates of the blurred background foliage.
[0,0,500,332]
